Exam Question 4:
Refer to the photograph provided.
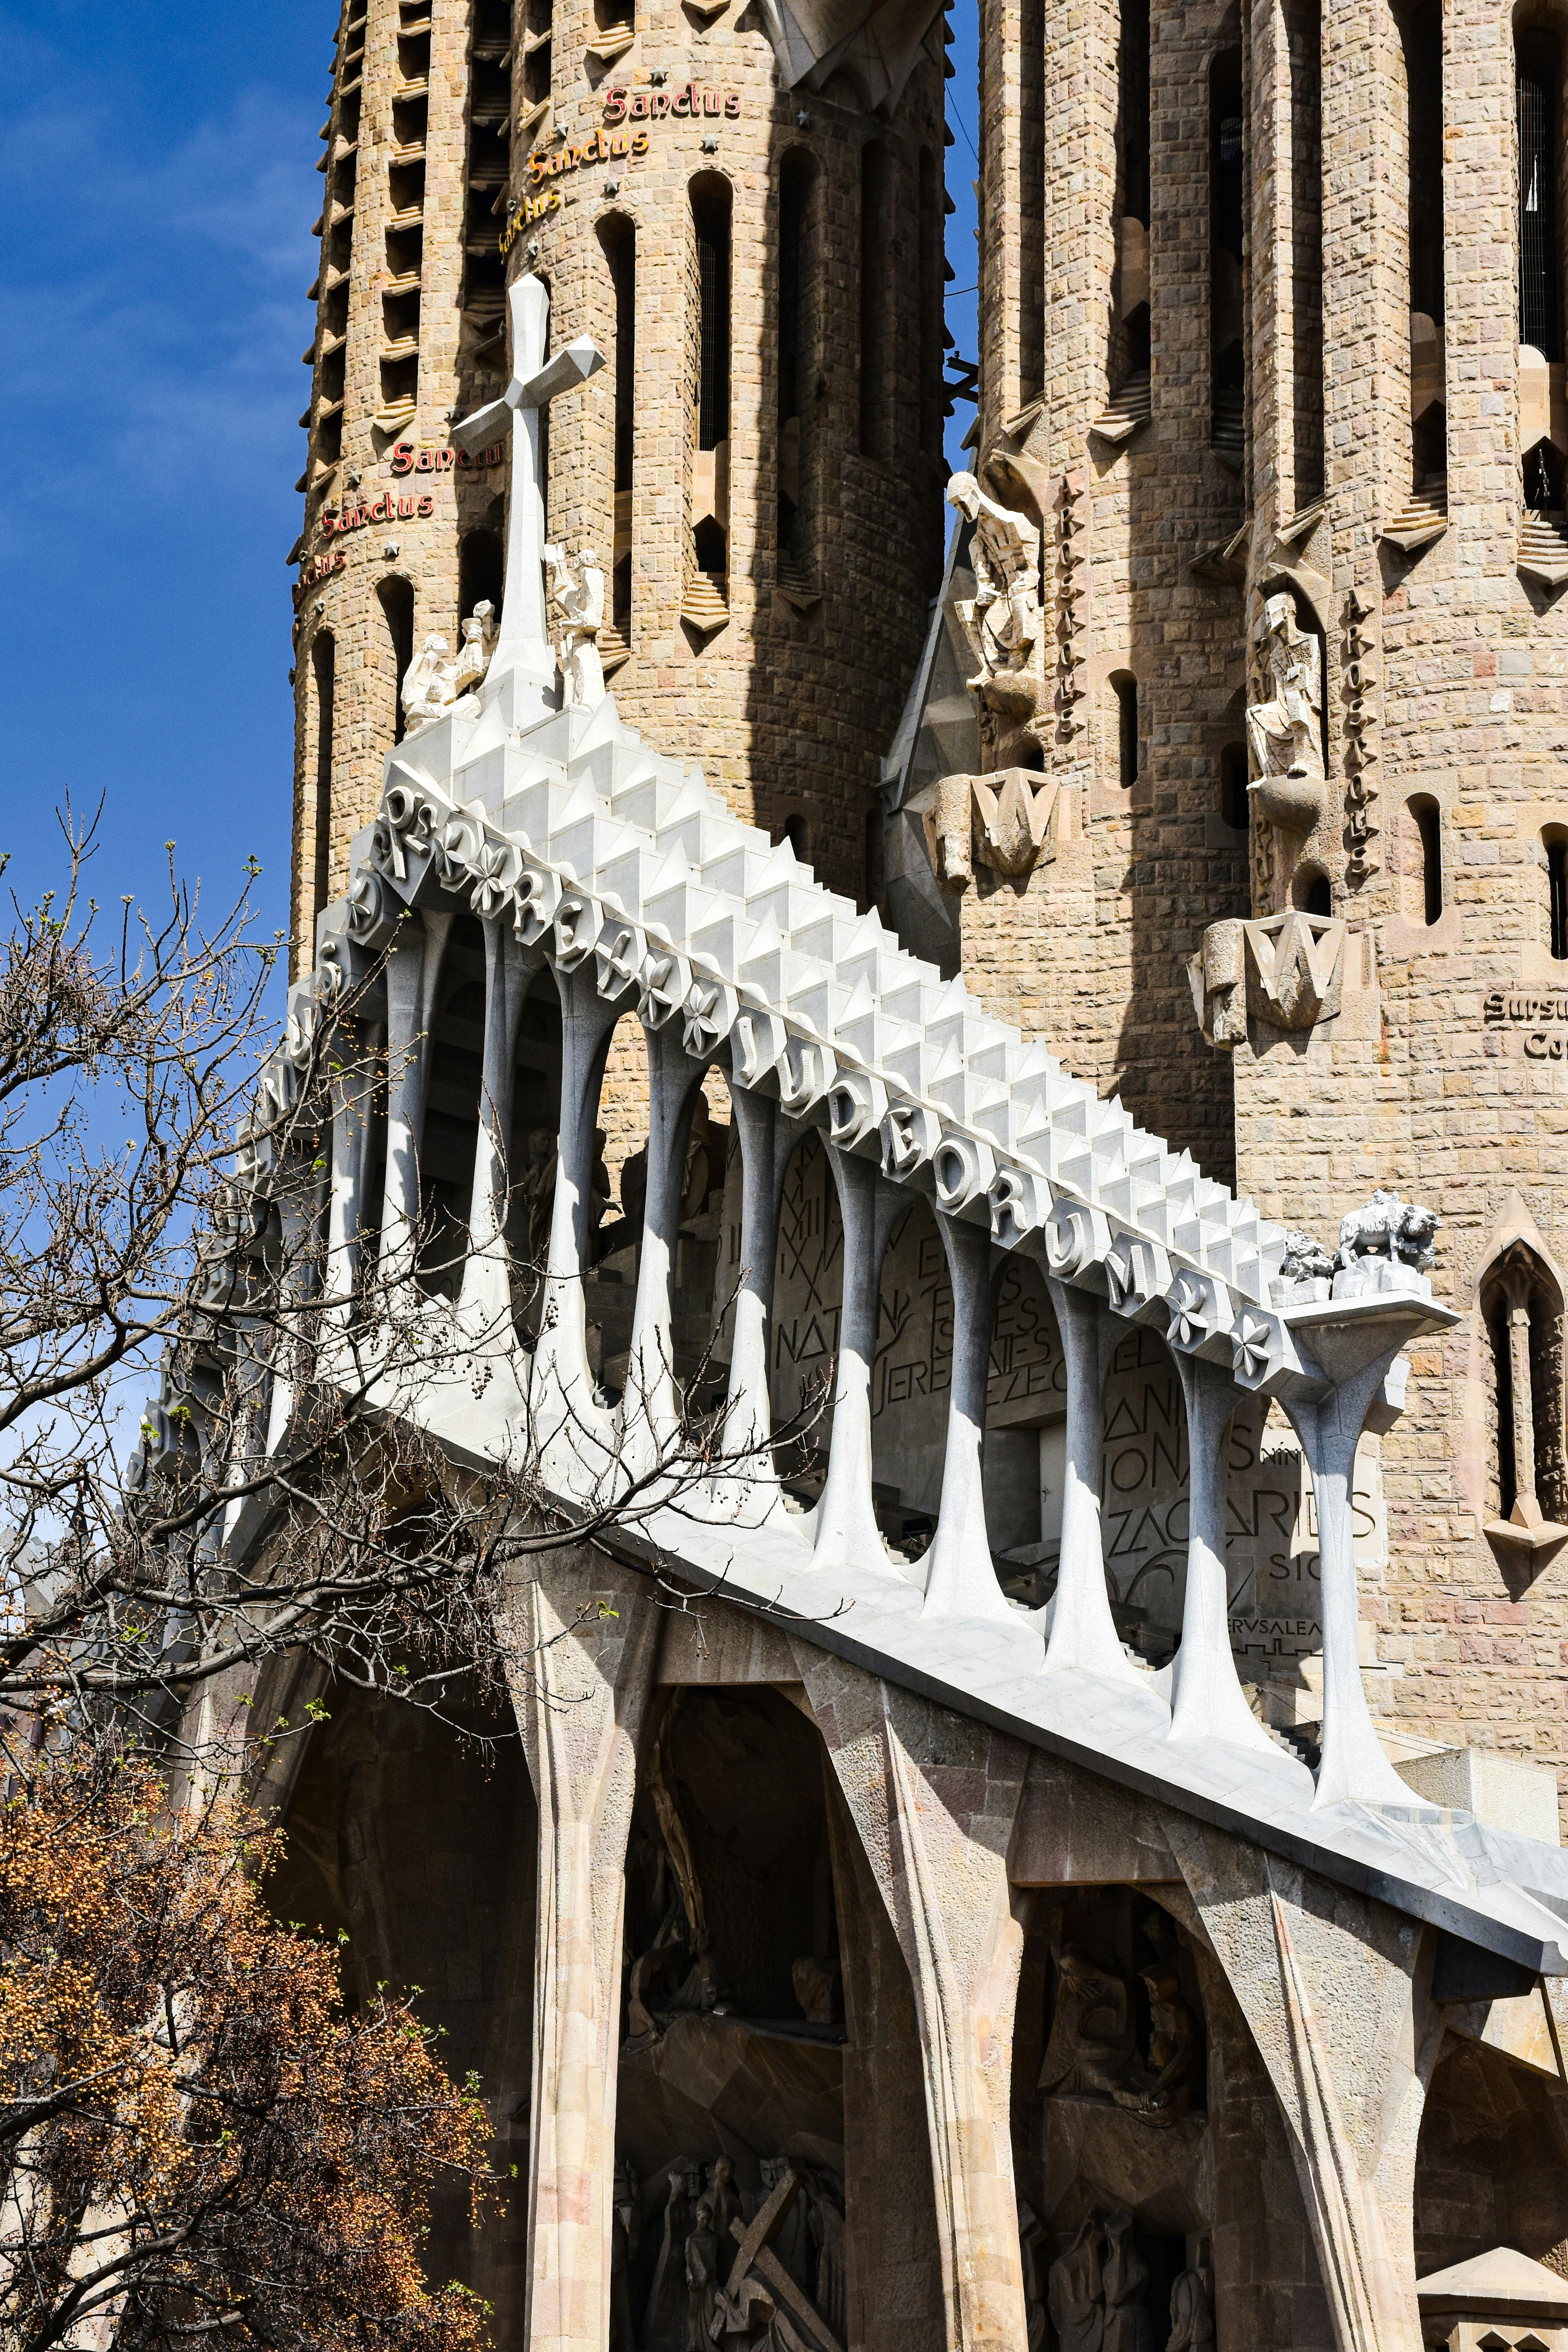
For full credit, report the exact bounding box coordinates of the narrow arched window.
[1482,1242,1568,1529]
[311,631,335,923]
[1111,671,1139,789]
[777,150,816,582]
[1220,739,1249,829]
[1411,793,1443,924]
[1118,0,1151,230]
[1295,867,1332,916]
[783,813,810,860]
[459,526,503,626]
[694,185,731,450]
[858,142,893,460]
[1287,0,1324,507]
[1546,828,1568,958]
[599,213,635,642]
[1210,49,1245,464]
[918,147,944,459]
[690,178,732,593]
[378,577,414,746]
[1518,28,1562,357]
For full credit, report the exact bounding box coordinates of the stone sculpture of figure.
[946,470,1049,762]
[1281,1228,1334,1287]
[805,2176,846,2342]
[402,632,457,728]
[1245,592,1325,832]
[684,2194,721,2352]
[1039,1935,1137,2100]
[1048,2216,1106,2352]
[1165,2269,1215,2352]
[1102,2213,1153,2352]
[1129,1911,1195,2122]
[1017,2196,1051,2352]
[643,2169,696,2352]
[611,2159,641,2352]
[512,1126,557,1269]
[451,598,497,698]
[707,2158,742,2254]
[545,542,608,707]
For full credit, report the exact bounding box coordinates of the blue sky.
[0,0,978,951]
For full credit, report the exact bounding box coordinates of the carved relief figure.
[545,542,608,707]
[1039,1939,1136,2099]
[1166,2270,1215,2352]
[1130,1912,1196,2122]
[684,2194,722,2352]
[1018,2196,1051,2352]
[946,470,1050,764]
[451,598,497,698]
[1103,2213,1154,2352]
[1048,2216,1106,2352]
[644,2168,696,2352]
[1246,592,1326,834]
[402,632,457,728]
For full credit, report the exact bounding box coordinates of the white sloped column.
[1042,1278,1145,1682]
[811,1145,891,1569]
[619,1025,702,1478]
[379,909,452,1289]
[717,1081,784,1519]
[458,917,532,1332]
[322,1027,376,1335]
[530,964,618,1489]
[1168,1355,1278,1750]
[922,1214,1023,1633]
[1287,1344,1419,1809]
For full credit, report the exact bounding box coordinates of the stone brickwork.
[963,0,1568,1829]
[289,0,946,975]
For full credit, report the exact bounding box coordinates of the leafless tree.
[0,811,816,1767]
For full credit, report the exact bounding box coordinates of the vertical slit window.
[691,180,731,586]
[311,632,335,922]
[601,215,635,641]
[1118,0,1151,228]
[779,153,807,564]
[696,187,732,450]
[1548,831,1568,959]
[1402,0,1445,324]
[858,143,892,459]
[1287,0,1324,506]
[378,577,415,747]
[1112,672,1139,789]
[1518,31,1561,356]
[1412,794,1443,925]
[1019,0,1045,404]
[1210,50,1245,462]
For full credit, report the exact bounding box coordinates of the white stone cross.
[450,273,604,720]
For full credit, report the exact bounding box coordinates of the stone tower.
[887,0,1568,1817]
[288,0,951,965]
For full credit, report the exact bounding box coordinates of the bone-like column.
[530,965,618,1483]
[922,1214,1024,1632]
[811,1145,893,1569]
[720,1081,783,1515]
[379,909,452,1289]
[322,1025,377,1331]
[1169,1355,1278,1750]
[619,1024,703,1477]
[459,918,532,1331]
[1042,1279,1145,1681]
[1286,1338,1419,1808]
[504,1549,661,2352]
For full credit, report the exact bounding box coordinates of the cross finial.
[450,274,605,722]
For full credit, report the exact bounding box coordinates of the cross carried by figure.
[450,273,604,720]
